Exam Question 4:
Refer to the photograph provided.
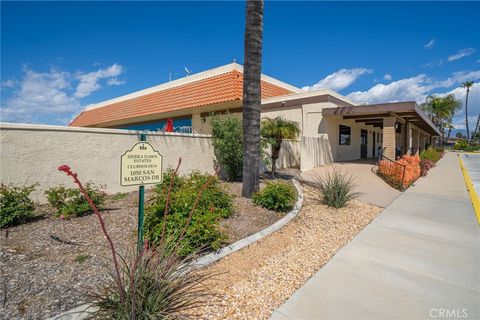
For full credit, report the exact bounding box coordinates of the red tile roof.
[70,70,294,127]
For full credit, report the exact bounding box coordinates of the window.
[339,125,351,145]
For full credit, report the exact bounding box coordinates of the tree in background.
[461,81,474,141]
[445,123,455,141]
[211,114,243,181]
[242,0,264,198]
[456,132,465,139]
[420,94,461,144]
[261,117,300,178]
[472,106,479,142]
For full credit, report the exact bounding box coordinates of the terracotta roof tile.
[70,70,293,127]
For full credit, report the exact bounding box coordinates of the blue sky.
[1,1,479,134]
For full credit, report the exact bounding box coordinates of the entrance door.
[372,132,376,158]
[361,129,368,158]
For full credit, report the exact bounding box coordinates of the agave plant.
[310,169,359,208]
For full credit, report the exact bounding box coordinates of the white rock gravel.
[195,184,382,319]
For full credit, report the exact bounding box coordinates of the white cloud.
[437,83,480,132]
[1,79,17,89]
[1,63,125,124]
[448,48,476,62]
[383,74,392,81]
[347,70,480,105]
[422,59,444,68]
[75,63,124,98]
[107,77,125,86]
[303,67,373,92]
[347,75,430,104]
[346,72,480,134]
[424,39,435,49]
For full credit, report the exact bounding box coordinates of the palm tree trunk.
[473,113,480,142]
[271,143,281,178]
[465,87,470,141]
[242,0,264,198]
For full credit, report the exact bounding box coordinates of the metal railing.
[376,154,407,190]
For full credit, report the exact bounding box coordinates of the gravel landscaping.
[0,181,283,320]
[195,184,383,319]
[0,181,381,320]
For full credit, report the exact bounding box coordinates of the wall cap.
[0,122,213,138]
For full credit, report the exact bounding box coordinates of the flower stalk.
[57,165,126,303]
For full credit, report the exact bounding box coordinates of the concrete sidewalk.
[301,159,401,208]
[272,152,480,320]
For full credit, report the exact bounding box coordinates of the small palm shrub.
[145,169,233,256]
[211,114,243,181]
[314,170,359,208]
[57,161,214,319]
[45,182,106,218]
[261,117,300,178]
[253,181,296,212]
[0,184,36,228]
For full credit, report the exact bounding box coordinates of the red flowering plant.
[378,155,421,190]
[420,159,435,176]
[58,160,216,319]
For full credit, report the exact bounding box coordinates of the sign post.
[120,134,163,252]
[137,133,146,251]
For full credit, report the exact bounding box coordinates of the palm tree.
[420,94,461,144]
[446,123,455,141]
[261,117,300,178]
[473,113,480,142]
[241,0,264,198]
[462,81,474,141]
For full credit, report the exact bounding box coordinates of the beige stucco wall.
[320,117,382,162]
[261,105,304,135]
[0,123,215,202]
[261,101,386,166]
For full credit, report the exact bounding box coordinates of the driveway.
[301,159,401,207]
[272,152,480,320]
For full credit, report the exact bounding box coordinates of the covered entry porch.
[322,102,441,160]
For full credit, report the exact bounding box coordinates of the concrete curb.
[457,154,480,224]
[47,303,98,320]
[48,179,304,319]
[193,178,304,268]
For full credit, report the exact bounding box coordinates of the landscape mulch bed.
[0,182,282,320]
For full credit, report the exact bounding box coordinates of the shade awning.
[322,101,441,136]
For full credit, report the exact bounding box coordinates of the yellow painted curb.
[458,155,480,224]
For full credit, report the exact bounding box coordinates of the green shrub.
[420,147,442,162]
[253,181,296,212]
[111,192,128,201]
[211,114,243,181]
[57,163,214,318]
[45,182,106,218]
[0,184,36,228]
[75,253,90,263]
[145,170,233,256]
[315,170,359,208]
[453,139,480,151]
